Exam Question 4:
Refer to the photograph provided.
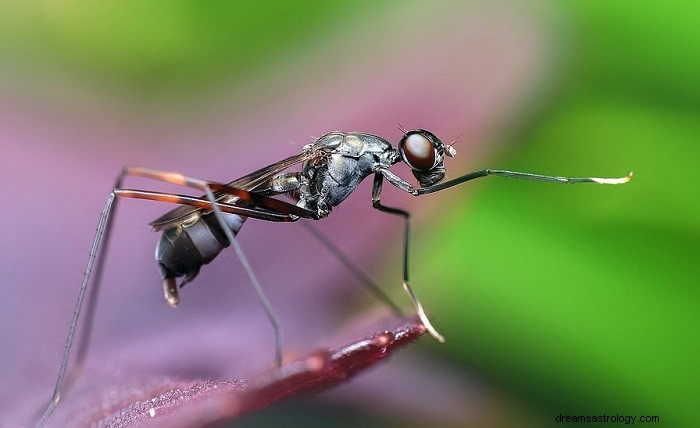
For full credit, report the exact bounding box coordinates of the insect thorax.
[297,132,396,218]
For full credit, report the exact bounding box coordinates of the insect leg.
[206,195,284,367]
[370,173,445,343]
[114,189,299,222]
[299,221,403,317]
[377,167,632,197]
[415,169,633,195]
[37,191,118,427]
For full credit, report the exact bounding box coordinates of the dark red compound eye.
[399,131,438,171]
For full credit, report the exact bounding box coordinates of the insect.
[37,129,632,425]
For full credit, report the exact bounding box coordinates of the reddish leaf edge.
[85,318,426,428]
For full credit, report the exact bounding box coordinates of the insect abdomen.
[156,213,246,283]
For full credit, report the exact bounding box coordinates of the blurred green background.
[417,1,699,426]
[1,1,697,427]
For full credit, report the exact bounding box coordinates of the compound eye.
[400,131,437,171]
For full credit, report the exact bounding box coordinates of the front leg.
[376,166,632,197]
[371,173,445,343]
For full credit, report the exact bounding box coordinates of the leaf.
[58,319,425,428]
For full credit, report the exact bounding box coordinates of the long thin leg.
[378,167,632,197]
[417,169,632,195]
[199,184,283,367]
[114,189,299,222]
[370,174,445,342]
[299,221,403,317]
[37,192,118,427]
[38,167,286,426]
